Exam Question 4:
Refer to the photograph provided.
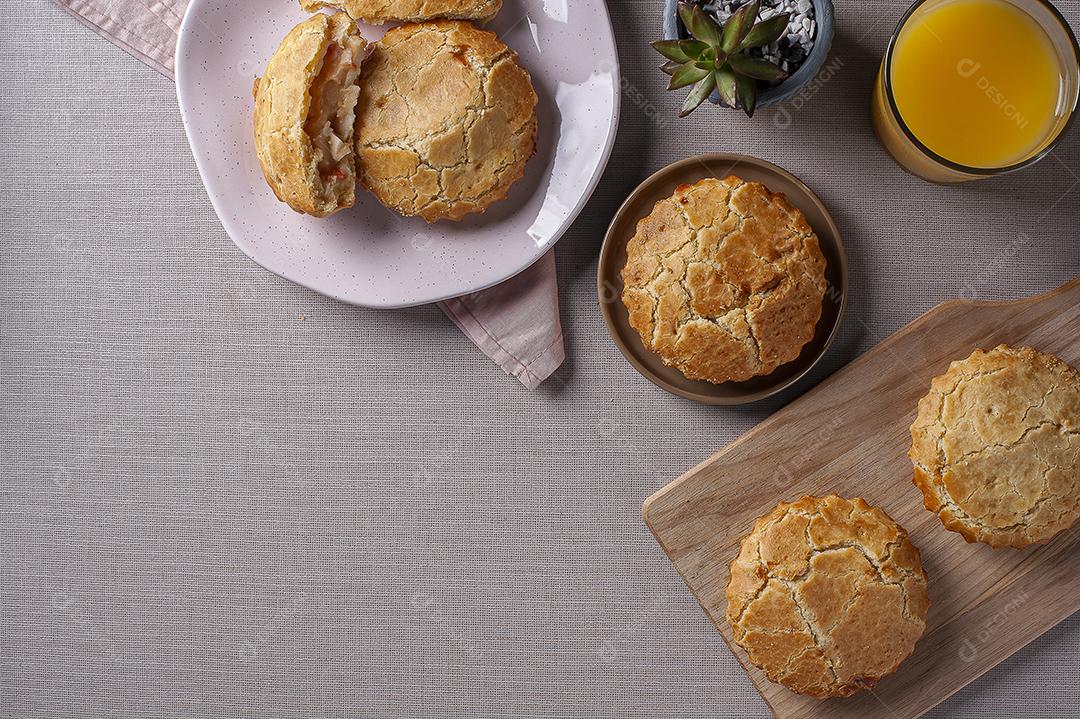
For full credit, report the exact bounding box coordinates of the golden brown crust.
[300,0,501,24]
[620,176,827,385]
[909,345,1080,549]
[354,20,537,223]
[726,495,929,699]
[253,13,367,217]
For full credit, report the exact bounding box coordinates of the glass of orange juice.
[872,0,1079,182]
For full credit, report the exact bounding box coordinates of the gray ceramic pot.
[662,0,835,110]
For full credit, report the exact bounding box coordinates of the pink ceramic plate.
[175,0,620,308]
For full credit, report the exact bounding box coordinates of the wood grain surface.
[643,275,1080,719]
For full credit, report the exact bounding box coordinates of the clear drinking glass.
[871,0,1080,183]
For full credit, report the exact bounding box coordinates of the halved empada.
[253,13,369,217]
[299,0,502,24]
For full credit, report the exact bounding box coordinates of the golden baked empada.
[727,495,929,698]
[300,0,501,24]
[621,176,827,384]
[354,21,537,222]
[253,13,368,217]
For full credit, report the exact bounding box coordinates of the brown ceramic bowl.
[597,154,848,405]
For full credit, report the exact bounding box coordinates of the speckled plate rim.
[597,153,848,405]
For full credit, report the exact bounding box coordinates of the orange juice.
[889,0,1063,169]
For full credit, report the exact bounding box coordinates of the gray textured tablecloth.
[2,0,1080,717]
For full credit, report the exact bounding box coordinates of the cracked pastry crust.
[253,13,369,217]
[300,0,501,24]
[354,21,537,223]
[909,345,1080,549]
[726,495,929,699]
[620,176,827,385]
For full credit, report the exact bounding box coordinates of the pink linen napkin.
[56,0,565,390]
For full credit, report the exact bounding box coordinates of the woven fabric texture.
[2,0,1080,717]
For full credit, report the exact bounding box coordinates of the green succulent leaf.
[735,73,758,117]
[677,1,695,33]
[652,40,688,61]
[679,2,722,49]
[741,13,789,49]
[679,72,717,117]
[715,65,738,108]
[678,72,712,117]
[728,54,788,81]
[682,39,711,57]
[721,0,760,53]
[659,1,790,119]
[652,39,707,62]
[660,60,683,76]
[668,62,711,90]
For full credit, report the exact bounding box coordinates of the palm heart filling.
[304,33,366,201]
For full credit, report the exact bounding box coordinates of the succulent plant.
[653,0,789,117]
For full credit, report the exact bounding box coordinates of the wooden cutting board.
[643,275,1080,719]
